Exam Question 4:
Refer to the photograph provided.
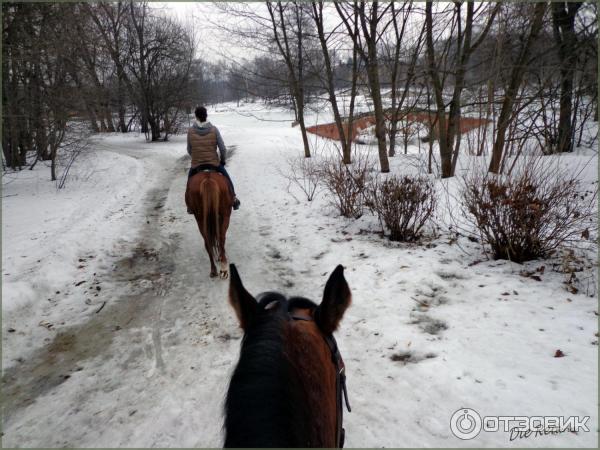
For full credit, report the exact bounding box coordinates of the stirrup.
[233,198,240,210]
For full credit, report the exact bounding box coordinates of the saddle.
[189,164,222,178]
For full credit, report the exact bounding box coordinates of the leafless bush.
[460,158,597,263]
[279,151,323,202]
[367,175,437,241]
[55,121,93,189]
[320,150,375,218]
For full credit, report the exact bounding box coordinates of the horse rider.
[186,106,240,213]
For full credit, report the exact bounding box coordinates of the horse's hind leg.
[218,215,231,279]
[206,244,218,278]
[218,237,228,279]
[200,232,218,278]
[219,258,228,279]
[219,249,228,279]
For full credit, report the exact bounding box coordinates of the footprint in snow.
[410,314,448,335]
[390,350,437,365]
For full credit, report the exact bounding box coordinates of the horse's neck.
[225,325,312,447]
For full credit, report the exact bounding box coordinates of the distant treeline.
[2,2,597,179]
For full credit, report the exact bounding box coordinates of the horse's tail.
[200,177,221,260]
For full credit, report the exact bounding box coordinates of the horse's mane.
[224,294,317,448]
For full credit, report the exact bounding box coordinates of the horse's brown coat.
[186,172,233,277]
[284,313,338,447]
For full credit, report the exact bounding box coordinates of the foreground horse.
[186,171,233,278]
[225,264,352,447]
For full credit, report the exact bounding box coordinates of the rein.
[290,312,351,448]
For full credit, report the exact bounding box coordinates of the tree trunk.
[336,1,389,171]
[103,103,116,132]
[366,57,389,172]
[117,69,127,132]
[425,2,449,177]
[296,95,311,158]
[426,3,498,177]
[50,146,57,181]
[311,1,350,163]
[552,2,582,153]
[87,107,100,133]
[489,3,547,173]
[386,2,415,158]
[362,2,389,173]
[294,5,311,158]
[148,115,161,141]
[478,79,494,156]
[345,10,360,163]
[389,112,397,157]
[267,2,311,158]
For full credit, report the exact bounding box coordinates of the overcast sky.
[157,1,435,64]
[157,1,354,63]
[158,2,258,62]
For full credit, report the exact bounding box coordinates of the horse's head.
[225,264,352,448]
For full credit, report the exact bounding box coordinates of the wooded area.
[2,1,597,180]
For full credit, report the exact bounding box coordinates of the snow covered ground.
[2,103,598,447]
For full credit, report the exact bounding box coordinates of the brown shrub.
[367,175,437,241]
[320,151,375,219]
[461,159,597,263]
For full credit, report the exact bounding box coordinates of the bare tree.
[552,2,583,153]
[310,1,351,163]
[336,1,394,173]
[85,1,132,133]
[266,1,312,157]
[425,2,499,178]
[488,3,547,174]
[2,3,75,179]
[126,2,194,141]
[382,2,425,157]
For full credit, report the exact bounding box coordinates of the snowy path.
[2,133,242,446]
[2,107,598,447]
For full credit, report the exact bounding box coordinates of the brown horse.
[225,264,352,447]
[185,172,233,278]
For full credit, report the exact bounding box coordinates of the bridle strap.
[290,313,350,448]
[324,334,351,448]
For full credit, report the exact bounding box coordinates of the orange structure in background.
[306,112,489,143]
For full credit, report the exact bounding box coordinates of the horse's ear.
[315,265,351,335]
[229,264,257,330]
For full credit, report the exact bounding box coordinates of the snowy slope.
[2,104,597,447]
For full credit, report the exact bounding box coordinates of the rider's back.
[188,124,219,167]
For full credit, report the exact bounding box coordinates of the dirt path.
[1,109,308,447]
[1,141,246,447]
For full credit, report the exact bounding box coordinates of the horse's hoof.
[219,270,229,279]
[210,271,218,278]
